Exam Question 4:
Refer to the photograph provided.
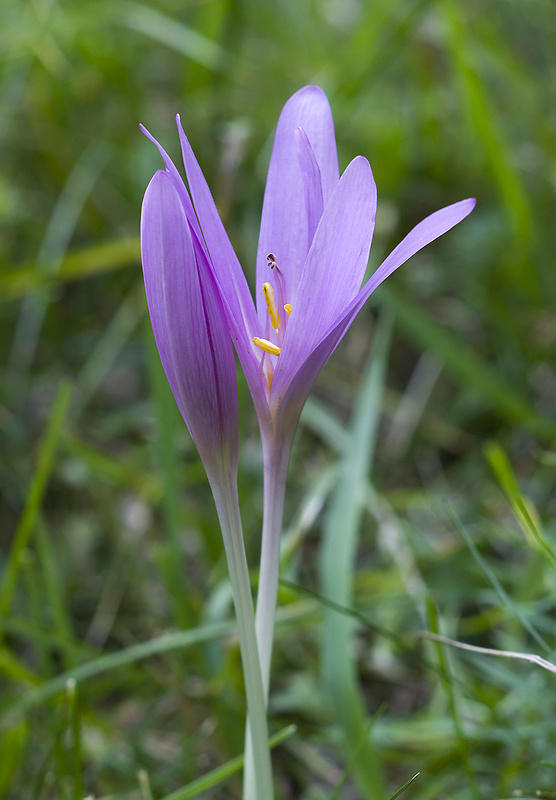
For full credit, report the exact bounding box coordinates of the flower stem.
[209,472,274,800]
[243,434,292,797]
[256,437,291,698]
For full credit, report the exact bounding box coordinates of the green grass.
[2,0,556,797]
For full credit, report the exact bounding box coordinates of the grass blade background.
[320,313,393,800]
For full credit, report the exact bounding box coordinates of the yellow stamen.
[262,282,281,331]
[253,336,281,356]
[284,303,292,317]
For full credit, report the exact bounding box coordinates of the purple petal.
[296,127,324,246]
[272,155,376,400]
[357,197,478,304]
[255,86,340,319]
[275,197,476,424]
[140,124,206,248]
[174,115,271,420]
[141,170,238,479]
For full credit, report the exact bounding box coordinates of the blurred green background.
[2,0,556,798]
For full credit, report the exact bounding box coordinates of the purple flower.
[142,86,475,448]
[141,168,238,486]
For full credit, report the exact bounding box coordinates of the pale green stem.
[209,470,274,800]
[243,433,292,799]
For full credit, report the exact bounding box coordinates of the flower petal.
[255,86,339,319]
[275,197,476,425]
[358,197,478,304]
[295,127,324,247]
[141,169,238,480]
[175,116,271,423]
[272,155,377,400]
[140,124,205,248]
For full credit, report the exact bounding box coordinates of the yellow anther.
[284,303,292,317]
[253,336,281,356]
[262,282,281,331]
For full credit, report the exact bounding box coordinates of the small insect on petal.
[253,337,281,356]
[262,283,281,331]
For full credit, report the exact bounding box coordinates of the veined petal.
[296,127,324,248]
[141,170,238,480]
[275,197,476,424]
[272,155,376,400]
[357,197,478,305]
[176,116,258,341]
[175,115,271,422]
[140,124,206,250]
[256,86,339,318]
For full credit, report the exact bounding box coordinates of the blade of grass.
[448,504,551,654]
[65,680,83,800]
[5,143,109,405]
[138,769,155,800]
[485,441,556,573]
[320,312,393,800]
[21,550,50,677]
[34,515,73,658]
[441,0,533,258]
[0,237,140,301]
[0,381,72,621]
[120,1,228,72]
[426,599,480,800]
[388,772,420,800]
[0,719,28,796]
[72,281,145,416]
[160,725,296,800]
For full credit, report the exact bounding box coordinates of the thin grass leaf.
[5,144,109,404]
[34,515,73,658]
[0,720,28,796]
[426,599,480,800]
[441,0,533,257]
[485,441,556,572]
[0,381,72,620]
[0,238,140,300]
[387,771,420,800]
[65,680,83,800]
[159,725,296,800]
[320,312,393,800]
[138,769,155,800]
[448,505,551,654]
[121,2,228,72]
[73,281,146,416]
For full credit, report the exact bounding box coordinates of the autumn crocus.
[141,84,475,798]
[141,166,274,800]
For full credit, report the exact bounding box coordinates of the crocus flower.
[142,151,275,800]
[140,168,238,489]
[143,87,474,453]
[141,82,474,684]
[141,87,475,798]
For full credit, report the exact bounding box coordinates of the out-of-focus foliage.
[1,0,556,798]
